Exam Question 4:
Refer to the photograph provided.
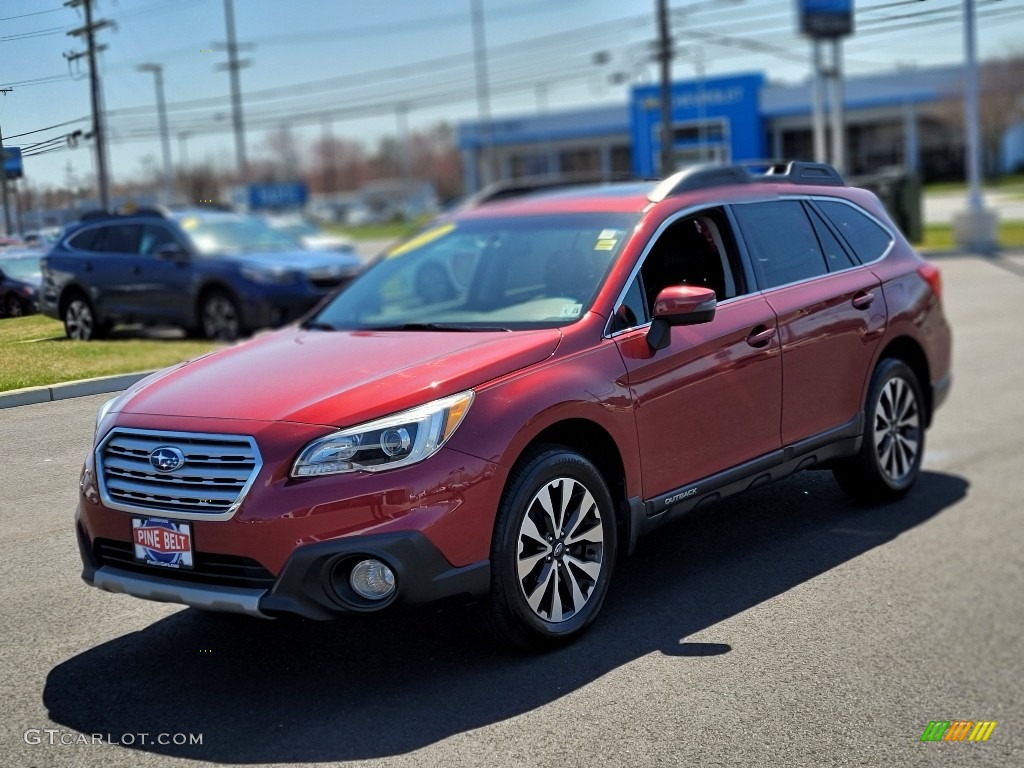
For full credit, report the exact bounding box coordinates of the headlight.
[292,391,474,477]
[240,265,297,285]
[94,395,120,442]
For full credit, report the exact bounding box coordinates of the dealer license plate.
[131,517,194,569]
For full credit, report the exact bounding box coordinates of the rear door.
[731,199,887,445]
[88,224,143,319]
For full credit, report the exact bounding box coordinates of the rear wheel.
[833,359,925,502]
[480,446,617,651]
[200,290,242,341]
[3,294,24,318]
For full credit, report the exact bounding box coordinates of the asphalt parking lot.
[1,253,1021,768]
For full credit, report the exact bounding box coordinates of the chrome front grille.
[96,428,262,520]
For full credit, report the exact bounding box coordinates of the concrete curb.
[0,371,155,410]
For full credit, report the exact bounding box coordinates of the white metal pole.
[963,0,984,212]
[811,40,827,163]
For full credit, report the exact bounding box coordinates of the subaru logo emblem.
[149,446,185,473]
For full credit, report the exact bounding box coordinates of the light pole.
[954,0,998,251]
[136,63,174,204]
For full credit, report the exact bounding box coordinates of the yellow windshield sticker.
[595,228,623,251]
[180,217,199,231]
[387,222,456,258]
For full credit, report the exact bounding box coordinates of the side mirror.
[154,243,189,262]
[647,285,717,351]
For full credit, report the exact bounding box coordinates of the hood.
[228,249,362,271]
[117,326,562,427]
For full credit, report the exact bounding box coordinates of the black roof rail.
[78,205,169,222]
[649,160,845,201]
[464,171,641,209]
[741,159,846,186]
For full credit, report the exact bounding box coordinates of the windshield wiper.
[371,322,510,332]
[301,320,337,331]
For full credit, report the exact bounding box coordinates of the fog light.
[349,559,396,600]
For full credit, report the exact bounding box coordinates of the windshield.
[181,217,303,254]
[0,256,41,280]
[310,213,637,331]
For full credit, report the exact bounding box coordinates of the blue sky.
[2,0,1022,190]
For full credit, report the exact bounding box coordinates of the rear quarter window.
[817,200,894,263]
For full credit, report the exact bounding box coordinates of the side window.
[139,224,183,256]
[733,201,828,289]
[94,224,141,254]
[611,208,743,332]
[807,205,856,271]
[67,227,100,251]
[817,200,893,264]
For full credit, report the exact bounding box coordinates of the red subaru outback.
[76,162,951,649]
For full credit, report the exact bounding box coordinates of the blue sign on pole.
[799,0,854,38]
[3,146,24,180]
[247,181,308,210]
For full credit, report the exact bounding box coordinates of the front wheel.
[833,359,925,502]
[481,446,617,651]
[200,291,242,341]
[64,296,99,340]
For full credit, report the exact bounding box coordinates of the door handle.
[746,325,776,348]
[852,291,875,310]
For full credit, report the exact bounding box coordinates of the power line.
[3,117,89,139]
[0,7,65,22]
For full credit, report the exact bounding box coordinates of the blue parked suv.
[40,208,363,340]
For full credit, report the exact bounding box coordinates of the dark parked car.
[40,209,363,340]
[0,252,42,318]
[76,162,951,650]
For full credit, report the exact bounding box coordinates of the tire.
[3,294,24,318]
[833,359,926,502]
[480,446,617,651]
[200,290,243,341]
[64,295,99,340]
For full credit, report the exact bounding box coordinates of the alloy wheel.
[873,376,921,484]
[516,476,605,624]
[65,298,94,340]
[202,295,240,341]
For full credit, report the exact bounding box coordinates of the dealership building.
[457,64,1022,192]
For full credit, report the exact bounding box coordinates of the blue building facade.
[457,64,1023,193]
[629,73,765,176]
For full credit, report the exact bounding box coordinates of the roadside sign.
[247,181,308,210]
[3,146,23,179]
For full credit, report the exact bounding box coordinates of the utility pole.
[136,64,174,204]
[214,0,252,183]
[66,0,114,211]
[320,115,336,194]
[656,0,674,176]
[470,0,495,189]
[0,87,13,236]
